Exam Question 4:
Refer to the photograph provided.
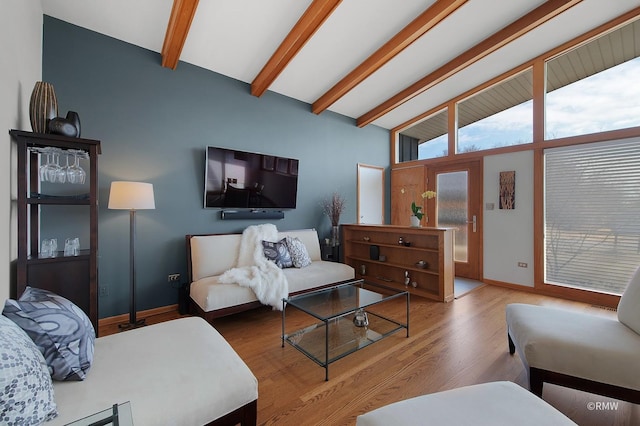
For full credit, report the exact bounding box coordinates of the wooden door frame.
[427,159,483,280]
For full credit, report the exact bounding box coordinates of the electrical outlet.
[518,262,528,268]
[99,286,109,297]
[168,273,181,282]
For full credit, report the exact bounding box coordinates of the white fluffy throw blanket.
[218,224,289,310]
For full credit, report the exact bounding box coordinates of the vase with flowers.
[402,188,436,227]
[322,192,346,245]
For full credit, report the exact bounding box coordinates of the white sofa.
[49,317,258,426]
[356,381,576,425]
[187,228,355,320]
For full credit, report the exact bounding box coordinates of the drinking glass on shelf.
[49,239,58,257]
[40,239,51,257]
[40,238,57,257]
[64,237,80,256]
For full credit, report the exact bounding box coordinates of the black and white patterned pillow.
[262,239,293,268]
[0,314,58,424]
[3,287,95,381]
[285,236,312,268]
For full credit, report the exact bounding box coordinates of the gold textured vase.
[29,81,58,134]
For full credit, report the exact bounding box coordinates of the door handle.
[467,215,477,233]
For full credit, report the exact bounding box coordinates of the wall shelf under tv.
[220,210,285,220]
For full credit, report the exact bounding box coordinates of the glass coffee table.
[282,279,409,380]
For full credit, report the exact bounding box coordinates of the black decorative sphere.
[65,111,81,137]
[48,117,79,137]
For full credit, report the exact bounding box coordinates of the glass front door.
[429,160,481,279]
[437,171,469,263]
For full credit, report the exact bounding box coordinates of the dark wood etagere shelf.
[342,224,454,302]
[11,130,101,333]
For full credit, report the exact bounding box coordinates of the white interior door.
[357,164,384,224]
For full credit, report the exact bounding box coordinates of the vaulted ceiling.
[42,0,639,130]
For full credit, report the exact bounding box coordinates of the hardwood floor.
[101,285,639,425]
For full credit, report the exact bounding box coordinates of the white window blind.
[544,139,640,295]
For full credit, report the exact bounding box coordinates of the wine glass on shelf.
[66,151,75,184]
[66,152,77,184]
[78,153,86,184]
[39,147,53,182]
[46,151,62,183]
[56,153,67,184]
[67,150,86,184]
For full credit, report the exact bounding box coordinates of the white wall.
[483,151,534,287]
[0,0,43,299]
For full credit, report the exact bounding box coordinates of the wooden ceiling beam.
[356,0,583,127]
[251,0,342,97]
[312,0,468,115]
[161,0,200,70]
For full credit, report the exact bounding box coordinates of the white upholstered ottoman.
[356,381,576,425]
[49,317,258,425]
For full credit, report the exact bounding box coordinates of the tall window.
[457,68,533,153]
[398,109,448,162]
[544,139,640,294]
[545,18,640,139]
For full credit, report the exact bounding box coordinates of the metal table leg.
[282,299,286,348]
[325,318,329,381]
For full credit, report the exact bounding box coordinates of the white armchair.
[506,268,640,403]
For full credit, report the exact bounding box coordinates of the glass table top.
[284,279,402,321]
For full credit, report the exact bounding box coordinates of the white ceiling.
[41,0,640,130]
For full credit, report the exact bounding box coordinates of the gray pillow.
[0,314,58,424]
[285,236,312,268]
[3,287,95,381]
[262,239,293,268]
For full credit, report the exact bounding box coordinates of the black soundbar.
[220,210,285,220]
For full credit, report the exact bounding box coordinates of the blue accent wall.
[42,17,390,318]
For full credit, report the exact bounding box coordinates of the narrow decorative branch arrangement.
[322,192,346,226]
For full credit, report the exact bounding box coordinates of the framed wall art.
[499,171,515,209]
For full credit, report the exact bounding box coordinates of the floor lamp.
[108,181,155,329]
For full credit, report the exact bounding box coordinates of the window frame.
[390,9,640,307]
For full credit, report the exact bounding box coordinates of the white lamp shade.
[108,181,155,210]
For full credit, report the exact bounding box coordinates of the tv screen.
[204,146,299,209]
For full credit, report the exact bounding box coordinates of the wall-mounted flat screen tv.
[204,146,299,209]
